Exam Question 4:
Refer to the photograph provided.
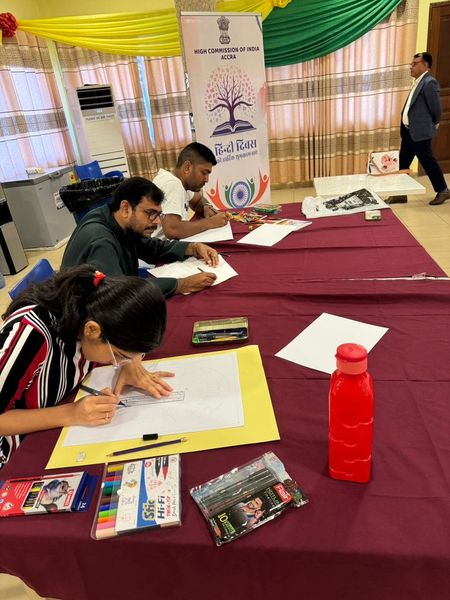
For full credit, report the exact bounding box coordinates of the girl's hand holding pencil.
[73,386,119,427]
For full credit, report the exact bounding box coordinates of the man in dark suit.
[388,52,449,206]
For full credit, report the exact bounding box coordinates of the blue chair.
[75,160,124,181]
[9,259,55,300]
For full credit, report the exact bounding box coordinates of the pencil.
[107,437,188,458]
[80,384,102,396]
[195,331,246,339]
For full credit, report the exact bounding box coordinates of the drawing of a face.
[246,497,263,511]
[60,481,69,494]
[381,154,398,171]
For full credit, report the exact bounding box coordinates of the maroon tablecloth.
[216,204,445,280]
[1,207,449,600]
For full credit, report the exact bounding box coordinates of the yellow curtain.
[15,2,291,57]
[216,0,290,21]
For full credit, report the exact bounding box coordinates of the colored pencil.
[195,330,246,339]
[93,463,124,539]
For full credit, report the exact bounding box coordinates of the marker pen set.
[91,456,181,540]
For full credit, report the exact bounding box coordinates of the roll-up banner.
[181,12,270,209]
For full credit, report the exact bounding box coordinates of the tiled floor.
[0,575,52,600]
[0,173,449,599]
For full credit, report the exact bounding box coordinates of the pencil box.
[192,317,249,345]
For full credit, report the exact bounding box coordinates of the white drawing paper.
[181,221,233,243]
[148,254,237,286]
[275,312,389,374]
[237,222,306,246]
[63,352,244,446]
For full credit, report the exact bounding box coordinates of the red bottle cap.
[335,343,368,374]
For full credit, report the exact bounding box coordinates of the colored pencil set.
[190,452,308,545]
[91,455,181,540]
[0,472,96,517]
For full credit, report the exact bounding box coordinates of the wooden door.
[428,2,450,174]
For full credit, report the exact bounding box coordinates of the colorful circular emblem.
[229,181,251,208]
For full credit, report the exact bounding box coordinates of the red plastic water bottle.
[328,343,374,483]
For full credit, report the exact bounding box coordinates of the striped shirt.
[0,305,92,468]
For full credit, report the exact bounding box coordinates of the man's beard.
[142,226,157,237]
[125,225,156,238]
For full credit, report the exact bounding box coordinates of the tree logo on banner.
[204,66,256,137]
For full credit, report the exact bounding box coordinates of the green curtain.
[263,0,403,66]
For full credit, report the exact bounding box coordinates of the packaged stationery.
[190,452,308,545]
[0,471,96,516]
[253,204,281,215]
[91,454,181,540]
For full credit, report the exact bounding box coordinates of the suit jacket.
[401,72,442,142]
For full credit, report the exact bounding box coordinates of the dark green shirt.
[61,205,189,297]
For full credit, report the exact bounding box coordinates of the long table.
[1,205,449,600]
[313,173,426,197]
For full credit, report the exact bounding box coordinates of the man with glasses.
[62,177,218,297]
[387,52,449,206]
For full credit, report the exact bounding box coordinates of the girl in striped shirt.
[0,265,172,468]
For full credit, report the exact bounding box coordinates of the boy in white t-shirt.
[152,142,229,240]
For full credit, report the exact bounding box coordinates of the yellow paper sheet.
[46,345,279,469]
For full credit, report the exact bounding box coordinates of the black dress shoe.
[386,195,407,204]
[429,189,450,206]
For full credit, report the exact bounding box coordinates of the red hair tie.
[93,271,106,287]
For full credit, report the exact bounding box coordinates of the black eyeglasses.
[138,208,162,222]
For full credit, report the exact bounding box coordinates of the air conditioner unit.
[72,84,130,176]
